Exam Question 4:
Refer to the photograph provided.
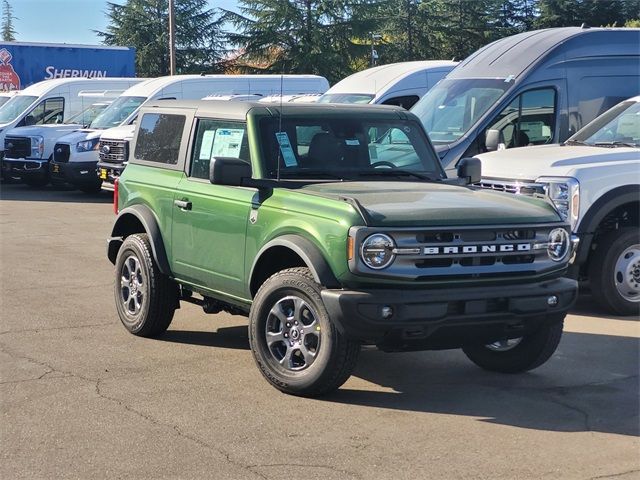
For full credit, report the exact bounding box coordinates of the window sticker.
[275,131,298,167]
[211,128,245,158]
[199,130,215,159]
[345,138,360,146]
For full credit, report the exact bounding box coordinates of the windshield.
[259,116,443,180]
[89,96,146,129]
[0,97,12,108]
[65,103,110,126]
[0,95,38,123]
[569,100,640,147]
[411,79,510,144]
[317,93,375,104]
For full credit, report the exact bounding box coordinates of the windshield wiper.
[275,170,352,181]
[594,141,638,148]
[564,139,592,146]
[355,169,438,181]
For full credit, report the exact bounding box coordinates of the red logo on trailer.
[0,48,20,91]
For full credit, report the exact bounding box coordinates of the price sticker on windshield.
[275,132,298,167]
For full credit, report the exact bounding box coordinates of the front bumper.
[96,161,126,183]
[321,277,577,351]
[50,160,101,187]
[2,157,48,180]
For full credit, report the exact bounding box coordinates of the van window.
[24,97,65,126]
[382,95,420,109]
[134,113,185,165]
[575,76,637,132]
[190,119,249,179]
[485,88,556,148]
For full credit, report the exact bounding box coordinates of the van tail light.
[113,178,119,215]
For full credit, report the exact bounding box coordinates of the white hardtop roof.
[18,77,143,97]
[326,60,458,95]
[627,95,640,102]
[120,74,329,98]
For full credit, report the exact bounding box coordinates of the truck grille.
[98,139,128,164]
[351,224,568,281]
[53,143,70,163]
[4,137,30,159]
[476,179,545,197]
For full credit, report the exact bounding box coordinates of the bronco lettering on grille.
[423,244,532,255]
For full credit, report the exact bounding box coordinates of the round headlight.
[361,233,396,270]
[548,228,569,262]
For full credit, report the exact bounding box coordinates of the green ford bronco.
[108,100,578,396]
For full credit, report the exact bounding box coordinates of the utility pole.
[370,33,381,68]
[169,0,176,75]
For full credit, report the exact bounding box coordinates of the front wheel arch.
[108,205,171,276]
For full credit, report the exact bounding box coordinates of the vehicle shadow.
[571,292,636,321]
[160,326,251,350]
[326,330,639,437]
[0,183,112,204]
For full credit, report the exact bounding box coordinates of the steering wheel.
[371,161,396,169]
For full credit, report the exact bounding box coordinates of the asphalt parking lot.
[1,183,638,480]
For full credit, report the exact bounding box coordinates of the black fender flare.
[249,234,340,293]
[107,205,172,275]
[574,184,640,264]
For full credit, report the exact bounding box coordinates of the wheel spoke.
[299,344,316,366]
[292,297,306,323]
[279,347,293,369]
[266,330,286,347]
[269,305,288,325]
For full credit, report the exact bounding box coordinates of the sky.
[12,0,241,45]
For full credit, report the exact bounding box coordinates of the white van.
[50,74,329,190]
[0,77,141,160]
[318,60,457,109]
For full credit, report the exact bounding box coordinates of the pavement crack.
[0,321,114,336]
[589,468,640,479]
[94,379,267,479]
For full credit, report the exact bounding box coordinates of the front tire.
[249,267,360,396]
[114,233,177,337]
[462,315,564,373]
[589,227,640,316]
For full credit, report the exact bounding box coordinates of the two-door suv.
[108,101,578,396]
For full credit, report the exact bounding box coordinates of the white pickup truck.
[476,96,640,316]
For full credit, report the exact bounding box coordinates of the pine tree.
[1,0,17,41]
[224,1,380,83]
[97,0,224,77]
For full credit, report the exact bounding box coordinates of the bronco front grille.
[350,224,568,281]
[4,136,30,159]
[98,139,128,164]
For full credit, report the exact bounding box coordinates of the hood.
[300,181,560,227]
[477,144,640,181]
[101,124,135,141]
[56,129,101,145]
[6,124,82,138]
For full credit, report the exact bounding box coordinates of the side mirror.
[485,129,504,152]
[457,157,481,185]
[209,157,251,186]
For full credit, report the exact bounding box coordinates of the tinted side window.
[485,88,556,149]
[25,97,65,126]
[190,119,249,179]
[382,95,419,109]
[134,113,186,165]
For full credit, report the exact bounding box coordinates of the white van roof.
[120,74,330,98]
[18,77,142,97]
[325,61,457,96]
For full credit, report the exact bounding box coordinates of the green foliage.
[1,0,16,41]
[97,0,224,77]
[535,0,634,28]
[223,0,379,83]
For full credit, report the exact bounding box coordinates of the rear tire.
[462,315,564,373]
[249,267,360,396]
[114,233,177,337]
[589,227,640,316]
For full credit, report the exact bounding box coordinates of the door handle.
[174,199,192,210]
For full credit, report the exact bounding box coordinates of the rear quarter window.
[134,113,186,165]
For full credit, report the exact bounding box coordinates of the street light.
[370,33,382,68]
